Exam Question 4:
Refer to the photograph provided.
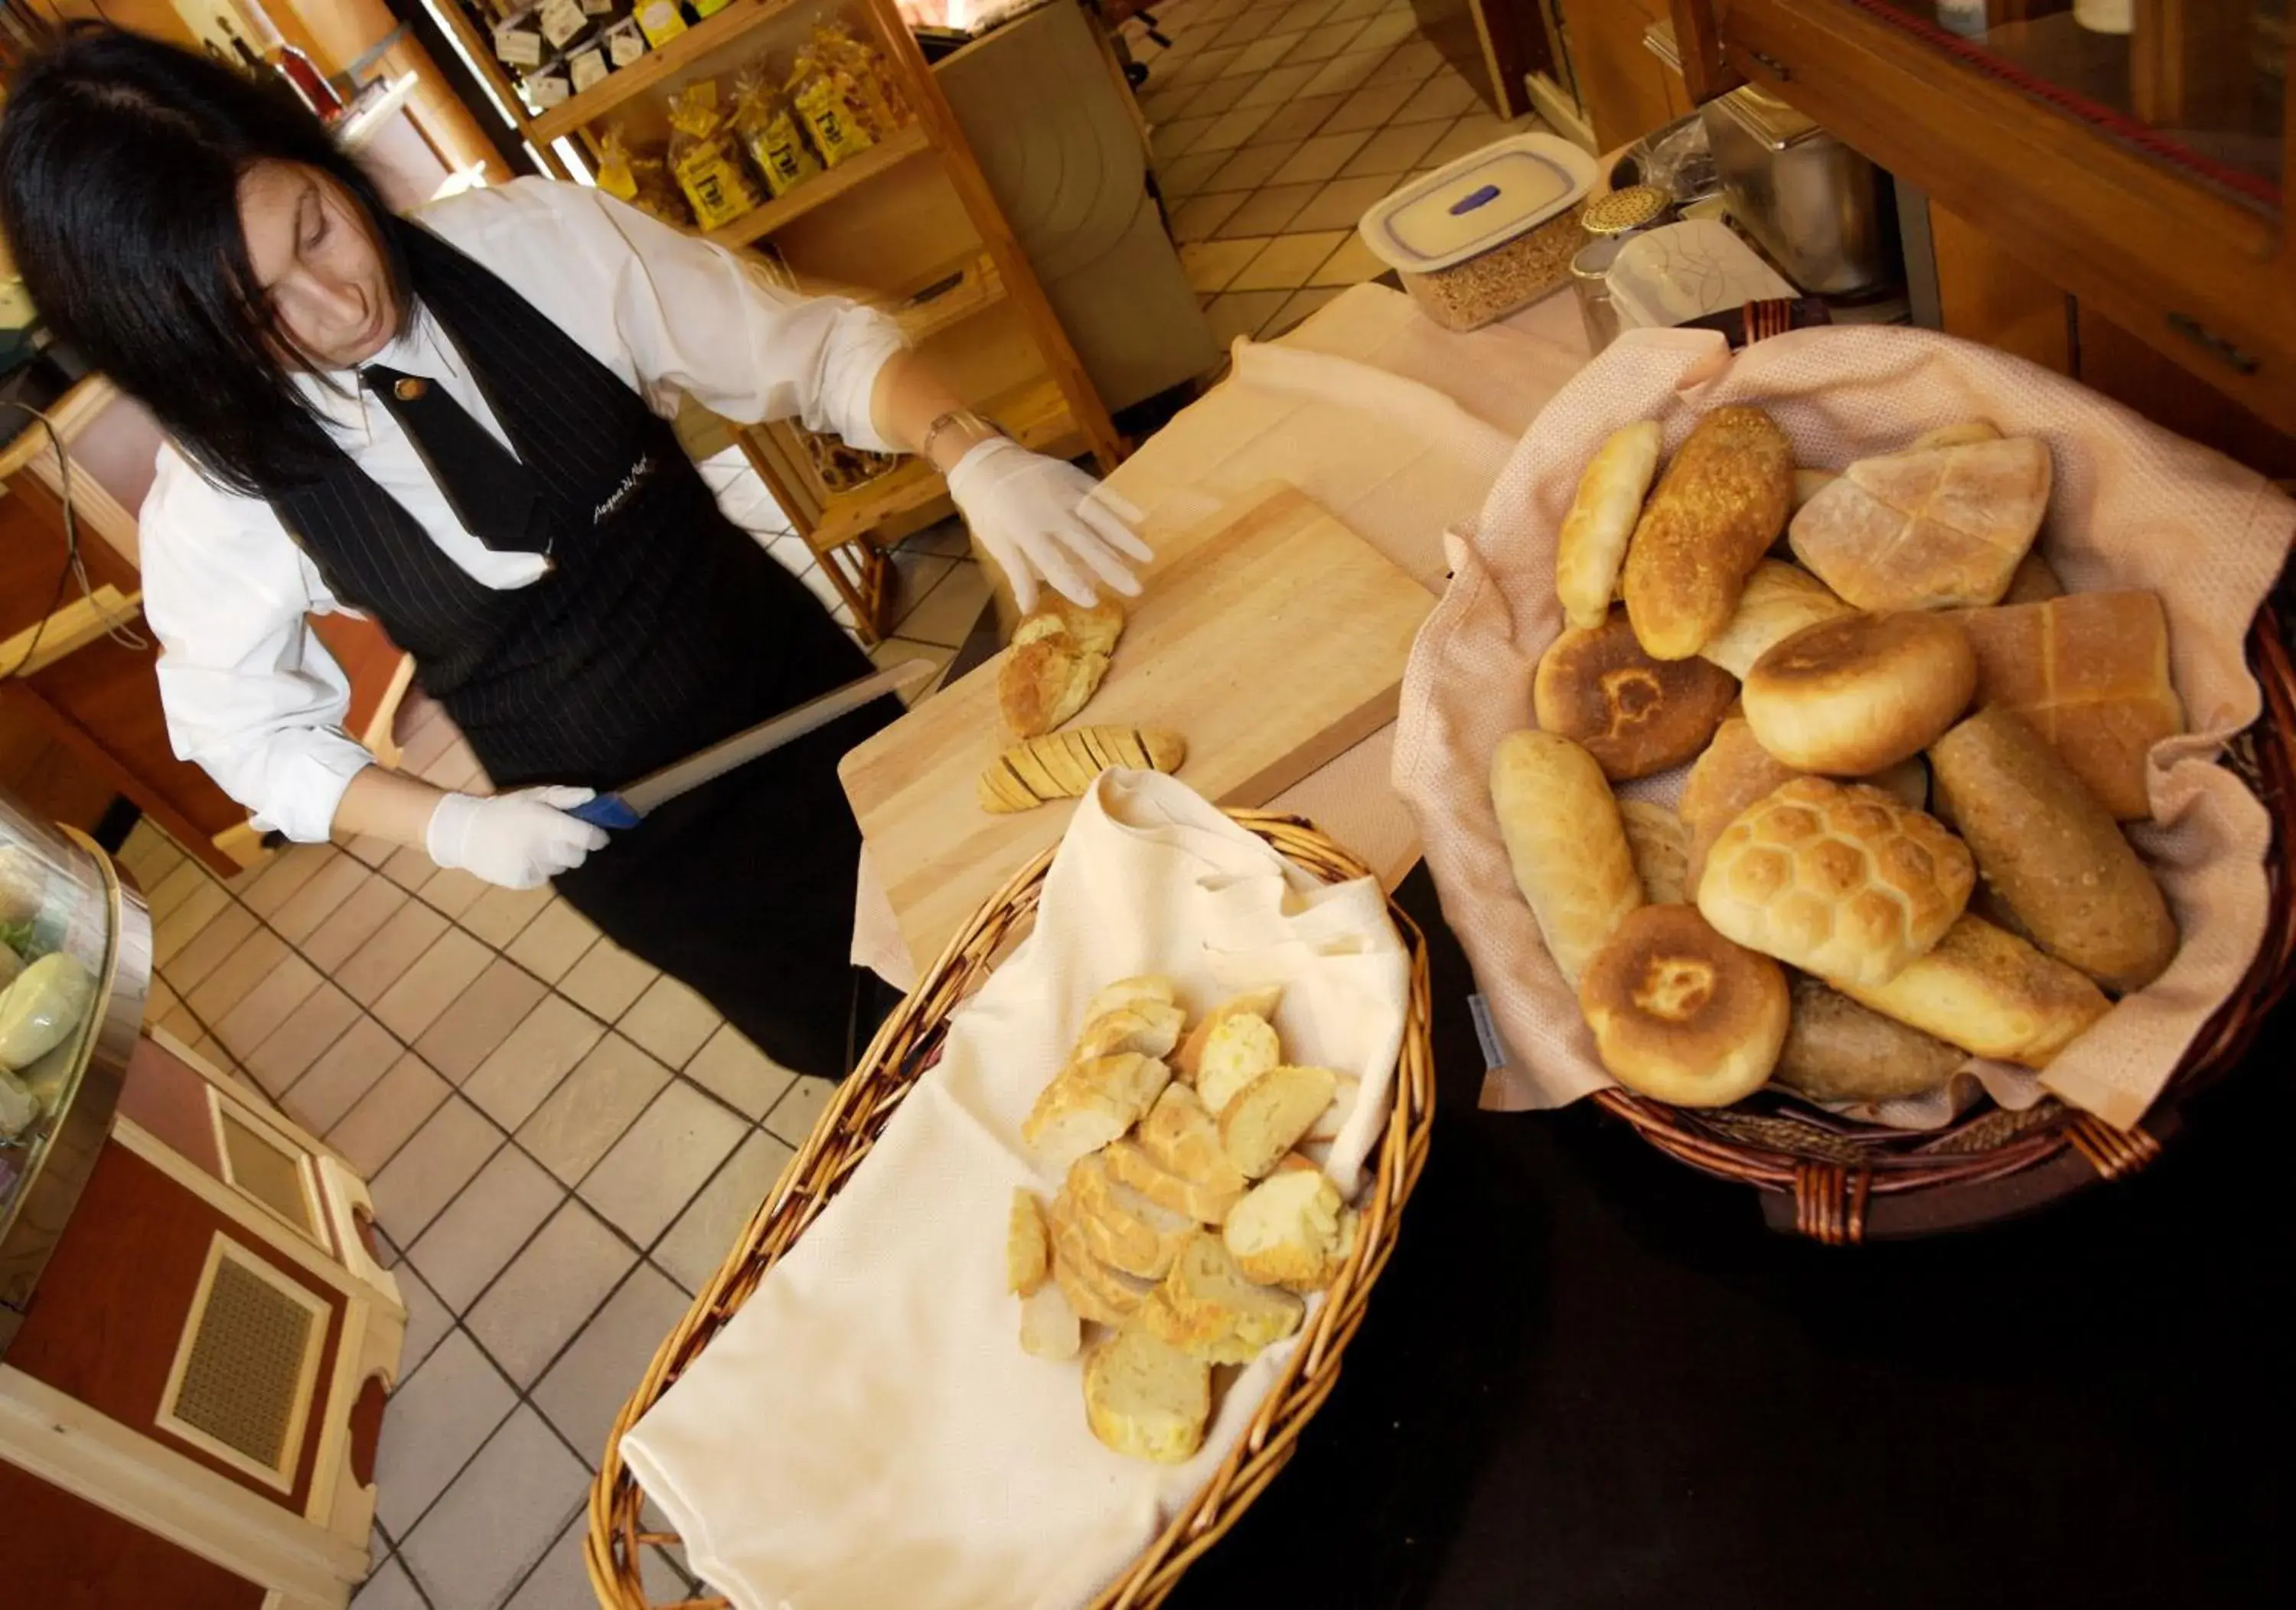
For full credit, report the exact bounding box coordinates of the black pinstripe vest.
[269,220,867,794]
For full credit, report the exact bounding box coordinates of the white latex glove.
[944,438,1152,613]
[425,786,608,890]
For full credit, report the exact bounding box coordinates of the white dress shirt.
[139,178,907,843]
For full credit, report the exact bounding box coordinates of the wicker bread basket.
[585,810,1437,1608]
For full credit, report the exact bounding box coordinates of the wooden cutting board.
[840,483,1436,966]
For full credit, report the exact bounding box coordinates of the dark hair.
[0,28,408,494]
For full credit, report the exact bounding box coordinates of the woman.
[0,31,1145,1079]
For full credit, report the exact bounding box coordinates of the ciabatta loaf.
[978,727,1186,812]
[1223,1170,1355,1290]
[1084,1324,1210,1465]
[999,632,1107,738]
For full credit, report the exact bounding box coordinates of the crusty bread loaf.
[1223,1170,1354,1291]
[1788,436,2050,610]
[1138,1085,1250,1199]
[1008,1188,1051,1296]
[1195,1009,1282,1114]
[1773,973,1965,1103]
[1697,775,1975,986]
[1577,904,1788,1107]
[1105,1136,1243,1225]
[1929,707,2177,992]
[1086,975,1179,1021]
[1073,1000,1188,1063]
[1019,1282,1081,1361]
[979,727,1187,812]
[1021,1051,1172,1168]
[1035,596,1126,657]
[1836,914,2111,1069]
[1620,800,1692,904]
[1998,549,2063,605]
[1622,406,1796,659]
[1957,590,2183,820]
[1533,611,1737,781]
[1742,611,1978,774]
[1084,1323,1210,1464]
[1220,1064,1339,1178]
[1696,560,1856,680]
[1070,1152,1198,1279]
[1556,421,1663,631]
[999,631,1109,738]
[1141,1231,1303,1364]
[1489,730,1644,984]
[1681,718,1805,894]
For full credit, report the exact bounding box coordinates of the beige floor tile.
[458,882,555,950]
[1167,44,1241,86]
[341,832,399,868]
[191,1034,238,1074]
[1321,77,1417,135]
[895,559,993,650]
[1363,36,1443,86]
[414,866,489,921]
[267,852,373,944]
[1250,93,1343,145]
[618,976,720,1070]
[1266,284,1347,337]
[517,1032,671,1185]
[651,1129,797,1295]
[148,879,232,970]
[683,1023,798,1122]
[889,549,957,627]
[381,844,437,892]
[1168,188,1248,243]
[396,712,462,777]
[1236,61,1319,108]
[419,739,487,794]
[1349,8,1420,54]
[185,927,292,1025]
[765,1074,837,1149]
[1395,67,1480,124]
[374,927,492,1043]
[1224,32,1303,76]
[214,950,323,1061]
[1229,230,1349,292]
[1287,18,1366,63]
[1215,181,1321,239]
[1421,113,1512,168]
[371,1331,516,1537]
[240,842,336,919]
[1323,0,1387,21]
[407,1144,565,1312]
[145,973,180,1026]
[1155,148,1229,199]
[282,1014,402,1134]
[1193,100,1277,153]
[302,877,410,974]
[1204,288,1292,348]
[329,1051,452,1177]
[579,1081,746,1247]
[1299,44,1387,99]
[400,1407,588,1610]
[1204,140,1300,193]
[159,901,259,996]
[509,1514,690,1610]
[242,982,360,1097]
[1271,0,1344,31]
[1287,172,1396,233]
[1180,234,1270,295]
[463,997,608,1131]
[1150,112,1217,165]
[1176,72,1253,119]
[393,1263,454,1380]
[1311,231,1389,286]
[557,940,657,1024]
[368,1097,504,1245]
[533,1264,690,1469]
[119,821,183,888]
[1271,130,1371,186]
[416,957,550,1084]
[503,898,597,984]
[466,1202,637,1387]
[1340,118,1447,177]
[145,859,217,925]
[338,898,450,1007]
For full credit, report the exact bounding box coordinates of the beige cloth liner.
[1392,324,2295,1133]
[853,285,1593,988]
[625,771,1409,1610]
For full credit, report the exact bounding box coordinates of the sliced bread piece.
[1138,1085,1250,1200]
[1195,1009,1283,1114]
[1104,1137,1244,1226]
[1137,1285,1261,1366]
[1073,1000,1187,1063]
[1085,974,1180,1022]
[1019,1282,1081,1361]
[1069,1152,1197,1279]
[1220,1065,1340,1178]
[1223,1170,1355,1291]
[1075,1051,1172,1129]
[1173,986,1284,1080]
[1146,1231,1304,1364]
[1007,1188,1051,1296]
[1020,1074,1131,1171]
[1084,1323,1211,1465]
[1048,1193,1156,1324]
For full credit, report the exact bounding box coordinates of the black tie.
[361,363,546,554]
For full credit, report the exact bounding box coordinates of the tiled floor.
[116,510,987,1610]
[1123,0,1540,352]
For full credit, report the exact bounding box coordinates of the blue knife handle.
[569,794,642,830]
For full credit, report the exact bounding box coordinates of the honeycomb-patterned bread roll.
[1695,776,1974,986]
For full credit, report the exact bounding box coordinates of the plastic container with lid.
[1358,132,1598,331]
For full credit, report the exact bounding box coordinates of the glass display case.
[0,784,150,1356]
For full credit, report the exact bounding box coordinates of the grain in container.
[1358,133,1598,331]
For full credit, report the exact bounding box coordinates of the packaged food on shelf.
[536,0,590,51]
[494,10,545,70]
[568,44,610,94]
[666,81,762,230]
[731,68,821,198]
[811,19,912,133]
[634,0,687,47]
[691,0,739,15]
[788,43,876,167]
[604,15,647,69]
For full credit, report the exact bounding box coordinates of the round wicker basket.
[1593,608,2296,1245]
[585,810,1438,1609]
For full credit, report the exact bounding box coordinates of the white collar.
[295,302,470,445]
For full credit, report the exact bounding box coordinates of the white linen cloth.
[139,176,905,842]
[622,770,1410,1610]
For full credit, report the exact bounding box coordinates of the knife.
[568,659,938,830]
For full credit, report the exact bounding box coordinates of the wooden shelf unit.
[706,123,933,247]
[527,0,808,144]
[807,372,1073,552]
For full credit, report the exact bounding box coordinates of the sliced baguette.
[1073,1000,1186,1063]
[1019,1282,1081,1361]
[1083,1324,1211,1465]
[1070,1152,1197,1279]
[1085,974,1179,1022]
[1138,1085,1250,1200]
[1047,1194,1156,1324]
[1223,1170,1355,1291]
[1196,1010,1282,1114]
[1173,986,1283,1080]
[1020,1052,1172,1168]
[1143,1231,1303,1364]
[1220,1065,1339,1178]
[1104,1137,1243,1226]
[1007,1188,1050,1296]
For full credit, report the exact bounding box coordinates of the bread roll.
[1034,596,1125,656]
[1742,612,1977,774]
[1073,1001,1187,1063]
[1958,590,2183,820]
[1866,754,1929,810]
[1774,973,1965,1103]
[1998,549,2063,605]
[1556,422,1662,631]
[1928,707,2177,992]
[1788,437,2050,611]
[1489,730,1644,983]
[1620,800,1691,904]
[1792,468,1838,513]
[1577,904,1789,1107]
[999,633,1108,738]
[1681,718,1805,893]
[1698,775,1975,986]
[1532,611,1737,780]
[1837,915,2110,1069]
[1621,406,1795,659]
[1696,560,1855,680]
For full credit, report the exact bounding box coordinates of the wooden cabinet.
[1666,0,2296,433]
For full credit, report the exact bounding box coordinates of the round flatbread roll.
[1742,612,1976,774]
[1578,904,1789,1107]
[1533,611,1738,781]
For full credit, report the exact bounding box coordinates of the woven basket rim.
[583,808,1440,1610]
